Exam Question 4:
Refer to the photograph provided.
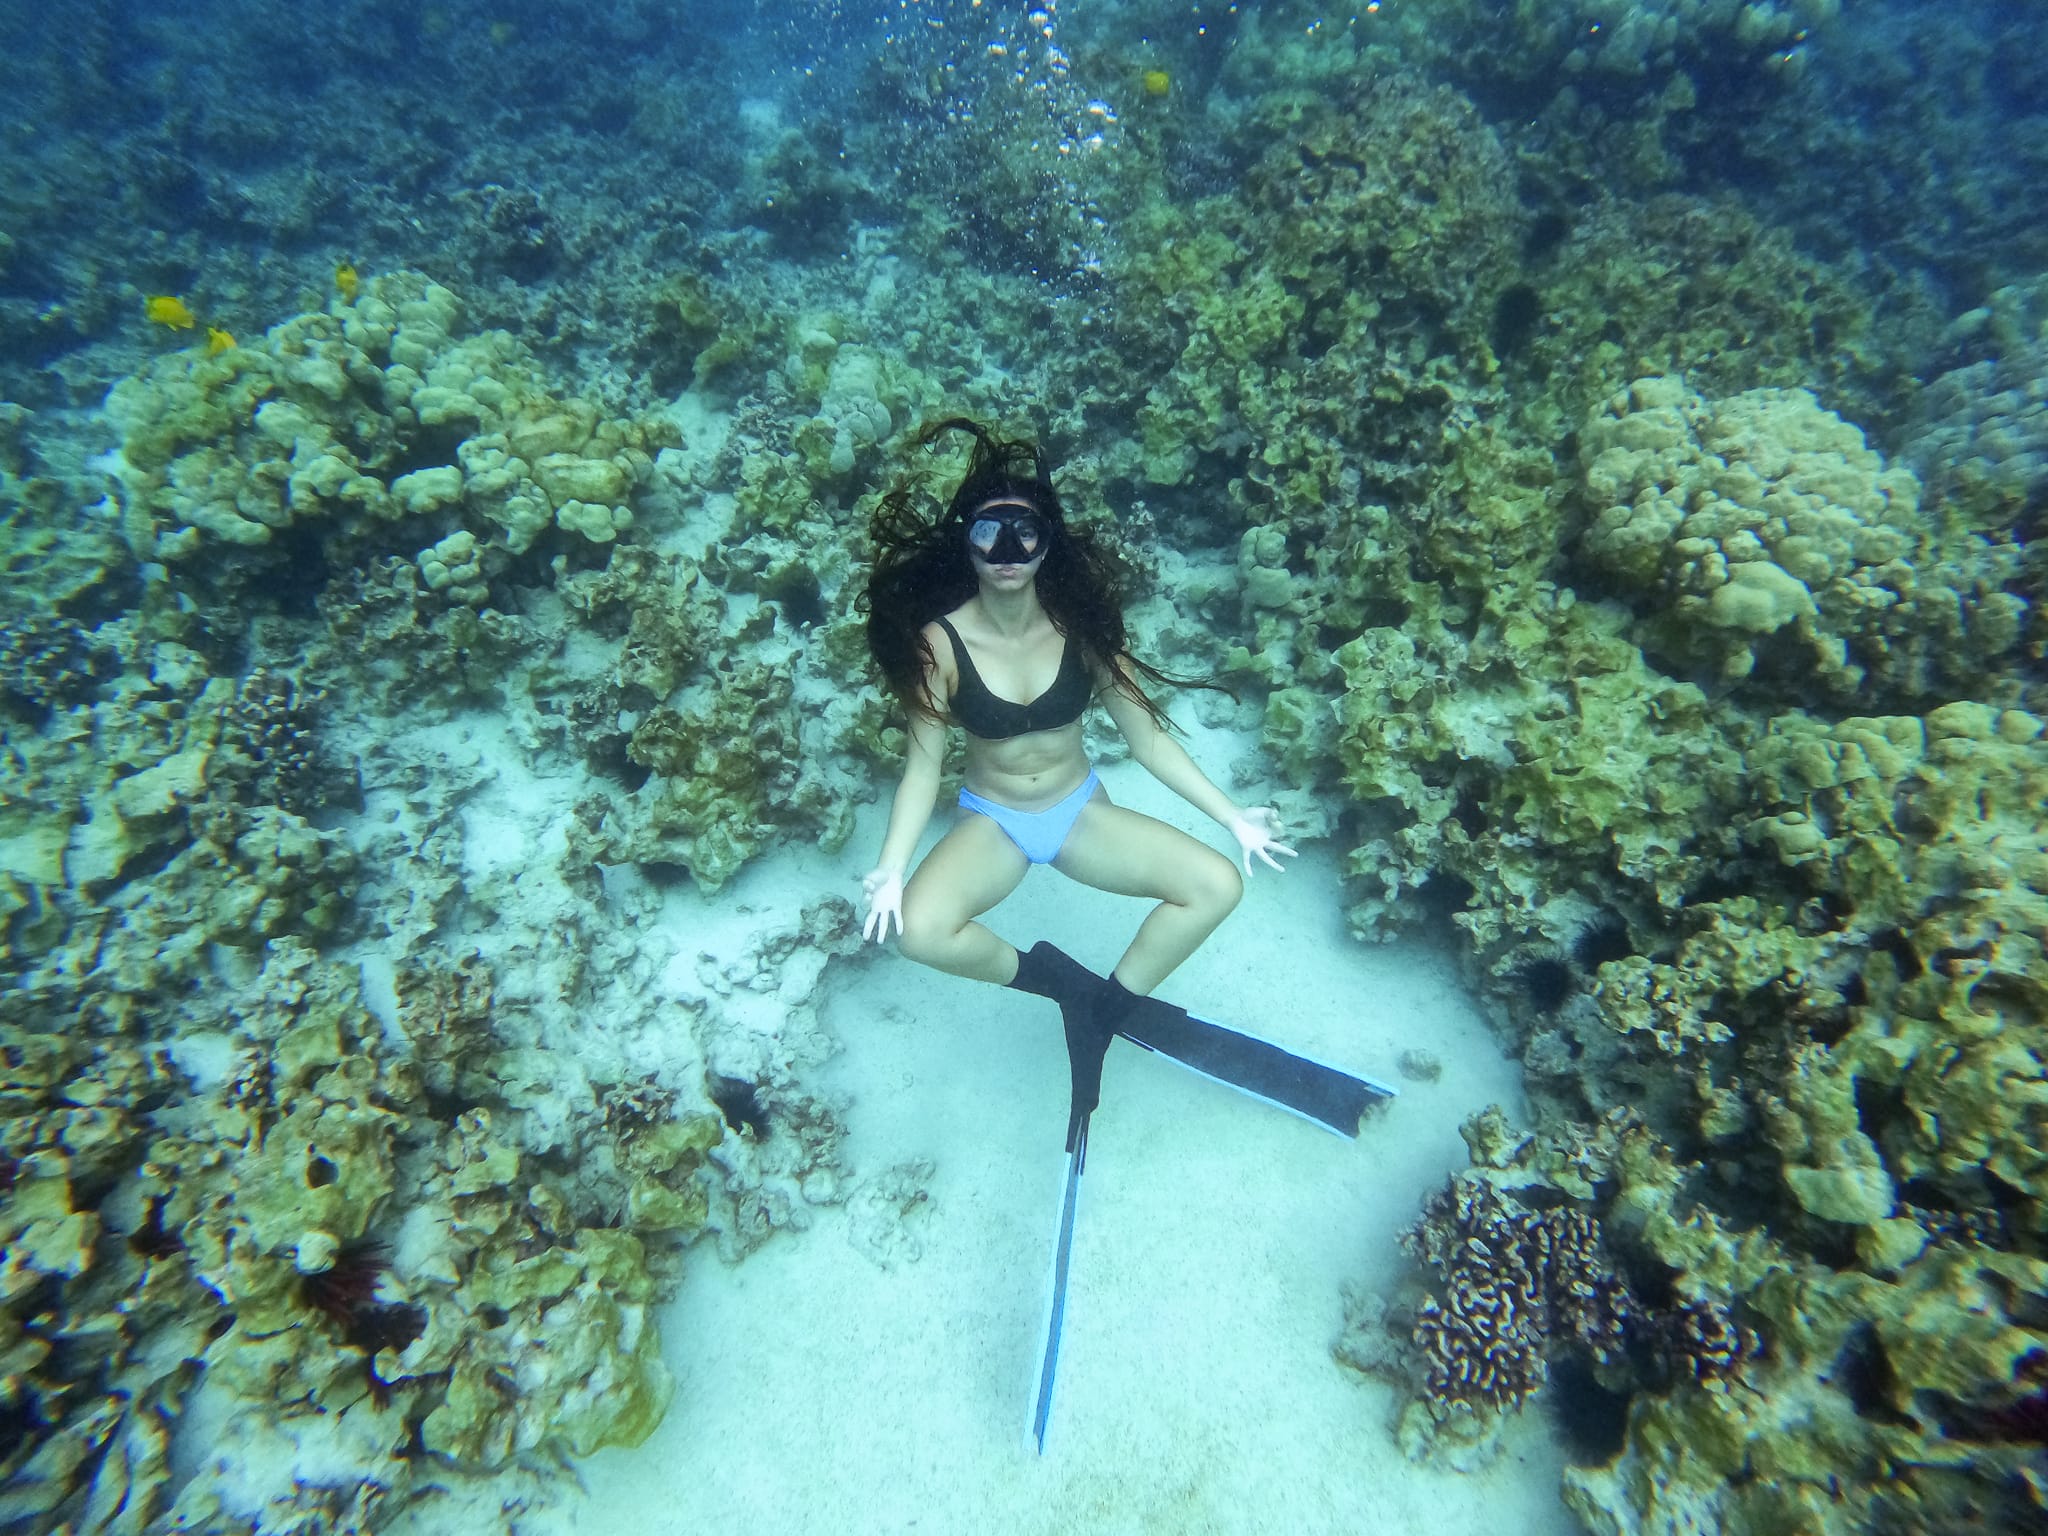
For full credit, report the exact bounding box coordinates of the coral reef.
[1742,705,2048,1227]
[553,538,879,893]
[103,271,675,597]
[1579,376,2027,701]
[0,260,903,1525]
[214,666,336,816]
[1405,1180,1616,1417]
[1559,1128,2048,1536]
[1375,0,1842,90]
[690,898,868,1260]
[0,2,2041,1529]
[1336,0,1882,271]
[1366,1104,2043,1535]
[0,615,106,713]
[0,941,700,1529]
[0,694,888,1526]
[1509,194,1884,434]
[1317,355,2042,1528]
[1905,282,2048,570]
[1344,1110,1770,1474]
[1116,73,1524,504]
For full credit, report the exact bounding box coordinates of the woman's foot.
[1008,941,1124,1147]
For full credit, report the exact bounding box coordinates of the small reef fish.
[335,262,361,301]
[206,327,235,354]
[145,295,197,329]
[1143,69,1171,97]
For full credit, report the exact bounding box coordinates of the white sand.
[531,759,1580,1535]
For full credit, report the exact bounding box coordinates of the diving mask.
[966,504,1049,566]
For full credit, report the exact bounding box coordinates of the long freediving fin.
[1030,958,1114,1453]
[1031,1112,1087,1453]
[1013,941,1394,1448]
[1112,995,1396,1137]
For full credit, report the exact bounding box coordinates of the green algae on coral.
[1580,377,2027,702]
[103,272,676,588]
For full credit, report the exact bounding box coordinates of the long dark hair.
[859,418,1218,733]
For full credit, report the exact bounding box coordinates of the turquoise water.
[1,2,2044,1532]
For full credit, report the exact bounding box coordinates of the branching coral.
[1412,1266,1547,1414]
[1658,1297,1765,1385]
[216,666,330,815]
[0,615,105,712]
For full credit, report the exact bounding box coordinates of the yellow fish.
[1143,69,1171,97]
[335,262,360,301]
[145,295,197,329]
[206,327,235,355]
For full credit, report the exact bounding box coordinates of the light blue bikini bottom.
[958,769,1101,865]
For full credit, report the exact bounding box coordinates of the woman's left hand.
[1228,807,1297,877]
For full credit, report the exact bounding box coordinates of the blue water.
[1,1,2044,1532]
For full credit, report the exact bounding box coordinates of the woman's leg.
[897,811,1033,983]
[1051,794,1243,994]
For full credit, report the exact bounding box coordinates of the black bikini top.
[934,616,1092,741]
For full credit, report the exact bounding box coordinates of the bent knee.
[895,904,960,966]
[1188,852,1243,916]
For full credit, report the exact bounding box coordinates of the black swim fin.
[1011,940,1116,1150]
[1009,941,1393,1450]
[1013,940,1395,1138]
[1111,993,1396,1138]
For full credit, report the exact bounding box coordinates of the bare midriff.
[960,721,1092,809]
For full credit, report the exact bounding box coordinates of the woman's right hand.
[861,868,905,943]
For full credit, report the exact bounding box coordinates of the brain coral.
[1578,376,2027,702]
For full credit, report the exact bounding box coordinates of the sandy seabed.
[500,747,1580,1536]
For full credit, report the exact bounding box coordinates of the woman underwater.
[857,418,1305,1134]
